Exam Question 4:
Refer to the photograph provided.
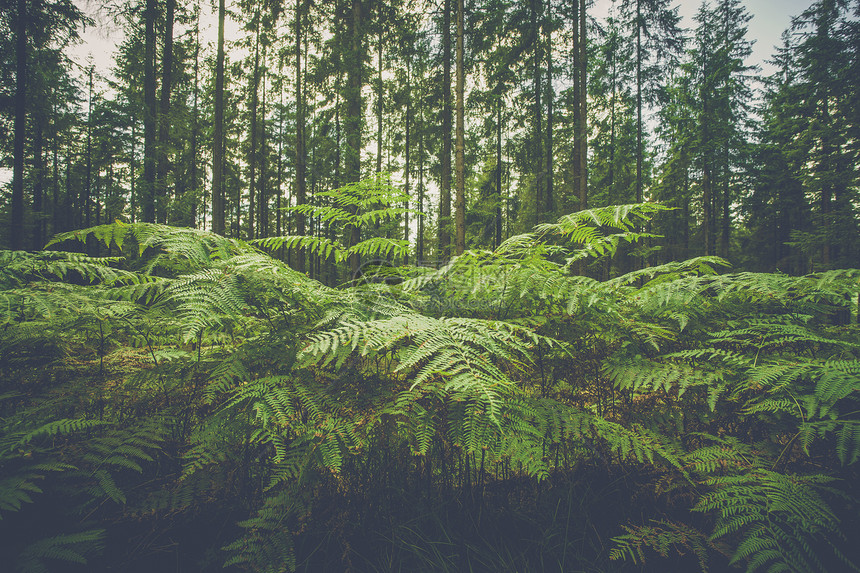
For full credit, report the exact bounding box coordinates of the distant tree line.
[1,0,858,275]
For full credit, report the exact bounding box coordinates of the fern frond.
[610,520,714,571]
[347,236,410,261]
[16,529,105,573]
[253,234,346,263]
[222,491,299,572]
[695,469,846,573]
[10,419,108,450]
[534,203,670,239]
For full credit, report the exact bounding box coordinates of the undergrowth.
[1,186,858,572]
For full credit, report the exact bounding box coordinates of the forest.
[1,0,859,571]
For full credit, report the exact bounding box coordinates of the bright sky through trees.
[68,0,816,76]
[0,0,823,188]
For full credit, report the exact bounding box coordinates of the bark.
[438,0,452,260]
[247,18,261,240]
[85,66,93,227]
[11,0,26,250]
[701,96,714,256]
[417,106,425,262]
[635,0,643,203]
[495,99,502,248]
[544,2,554,216]
[720,143,730,257]
[259,51,269,237]
[142,0,158,223]
[52,124,60,233]
[157,0,175,223]
[33,112,44,250]
[295,0,307,271]
[345,0,364,276]
[531,0,543,225]
[130,122,136,223]
[578,0,588,209]
[454,0,465,255]
[212,0,226,234]
[609,42,616,199]
[276,53,284,237]
[191,17,200,228]
[376,31,383,174]
[404,56,411,262]
[570,0,582,209]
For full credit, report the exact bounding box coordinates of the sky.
[66,0,817,78]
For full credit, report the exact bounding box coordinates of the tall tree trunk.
[820,91,833,267]
[276,52,285,238]
[85,66,93,227]
[295,0,307,272]
[259,52,268,237]
[701,95,713,256]
[345,0,364,276]
[438,0,452,260]
[635,0,643,203]
[335,83,341,187]
[495,98,502,248]
[454,0,465,255]
[376,31,383,174]
[191,13,200,228]
[247,18,261,240]
[157,0,175,223]
[11,0,26,250]
[332,85,342,281]
[417,105,425,262]
[578,0,588,209]
[211,0,226,235]
[52,125,60,234]
[531,0,543,225]
[142,0,158,223]
[130,122,137,223]
[95,167,101,225]
[107,161,114,223]
[702,164,713,256]
[720,143,730,257]
[32,112,44,250]
[404,55,411,263]
[544,2,554,216]
[65,147,73,229]
[609,41,616,199]
[682,161,690,256]
[571,0,582,210]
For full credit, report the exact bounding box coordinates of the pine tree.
[619,0,683,204]
[686,0,753,257]
[588,12,637,208]
[789,0,858,269]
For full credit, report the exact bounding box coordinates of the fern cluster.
[1,194,858,571]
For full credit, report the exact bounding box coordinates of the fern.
[300,313,556,422]
[533,203,669,239]
[610,520,715,570]
[222,491,299,573]
[3,208,857,572]
[799,420,860,465]
[0,462,77,518]
[695,469,847,573]
[47,221,250,271]
[16,529,105,573]
[253,174,423,271]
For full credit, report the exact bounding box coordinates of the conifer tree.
[686,0,753,256]
[619,0,683,204]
